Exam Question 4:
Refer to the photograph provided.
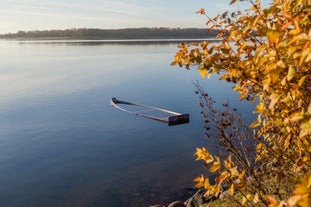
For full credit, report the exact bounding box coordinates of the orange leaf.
[266,195,278,207]
[196,8,205,15]
[280,21,293,30]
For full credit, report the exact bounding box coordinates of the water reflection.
[11,38,217,46]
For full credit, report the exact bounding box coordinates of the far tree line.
[0,28,218,40]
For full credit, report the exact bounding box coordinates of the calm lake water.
[0,40,254,207]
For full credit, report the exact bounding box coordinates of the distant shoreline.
[0,38,219,44]
[0,28,218,41]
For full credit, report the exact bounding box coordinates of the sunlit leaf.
[229,166,239,177]
[287,195,302,206]
[267,29,282,43]
[224,155,233,169]
[250,115,261,128]
[253,193,259,204]
[265,195,278,207]
[204,178,211,189]
[269,93,282,109]
[199,69,208,78]
[242,194,252,205]
[214,185,221,197]
[216,171,231,183]
[255,102,265,113]
[209,156,221,172]
[239,170,245,180]
[229,184,234,196]
[255,45,267,62]
[292,172,311,207]
[269,68,281,83]
[194,174,205,188]
[287,65,296,81]
[195,147,214,163]
[300,119,311,137]
[298,75,308,87]
[219,74,231,81]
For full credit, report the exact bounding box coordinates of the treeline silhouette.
[0,28,217,39]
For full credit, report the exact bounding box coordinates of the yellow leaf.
[219,74,231,81]
[250,115,261,128]
[204,178,211,189]
[214,185,221,197]
[229,184,234,196]
[228,68,238,77]
[300,48,311,65]
[199,69,208,78]
[224,155,233,169]
[287,65,296,81]
[242,194,252,205]
[263,76,271,91]
[294,172,311,195]
[255,45,267,63]
[269,93,282,110]
[239,170,245,179]
[216,171,231,183]
[255,102,265,113]
[305,52,311,63]
[209,156,221,172]
[269,68,281,83]
[287,195,302,206]
[300,119,311,137]
[298,75,308,87]
[194,174,205,188]
[276,60,286,69]
[195,147,214,163]
[229,166,239,177]
[267,29,282,43]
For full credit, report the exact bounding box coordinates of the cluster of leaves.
[172,0,311,206]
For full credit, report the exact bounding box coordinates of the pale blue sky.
[0,0,271,33]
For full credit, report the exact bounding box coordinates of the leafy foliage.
[172,0,311,206]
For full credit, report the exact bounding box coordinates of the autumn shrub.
[172,0,311,206]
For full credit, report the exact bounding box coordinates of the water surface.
[0,40,254,207]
